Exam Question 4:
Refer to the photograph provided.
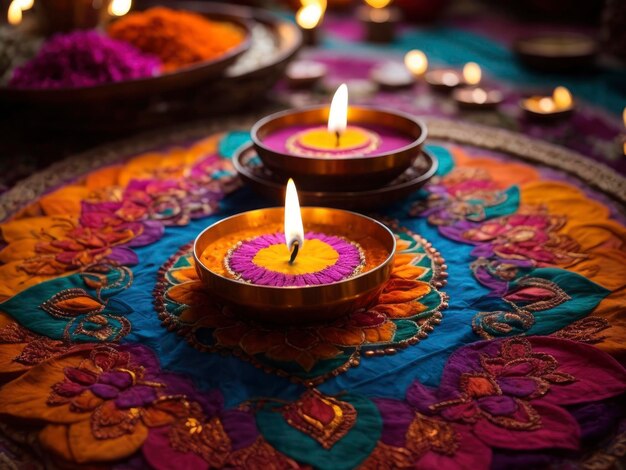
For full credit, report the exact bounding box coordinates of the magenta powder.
[226,232,365,287]
[262,124,414,157]
[8,30,161,89]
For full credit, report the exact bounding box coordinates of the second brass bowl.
[251,105,427,191]
[193,207,396,325]
[234,143,438,210]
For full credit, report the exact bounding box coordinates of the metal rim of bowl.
[233,141,439,200]
[193,206,396,293]
[250,105,428,174]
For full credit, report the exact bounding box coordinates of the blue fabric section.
[325,28,626,116]
[118,142,487,406]
[322,152,489,397]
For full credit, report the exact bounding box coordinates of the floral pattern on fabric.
[410,147,626,354]
[155,225,448,384]
[0,342,285,467]
[0,135,239,301]
[405,337,626,468]
[0,133,623,469]
[0,265,134,343]
[0,337,622,469]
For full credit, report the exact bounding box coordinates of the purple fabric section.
[406,337,626,454]
[227,231,364,287]
[372,398,414,447]
[115,385,157,409]
[262,124,414,157]
[91,383,120,400]
[142,427,208,470]
[220,410,259,450]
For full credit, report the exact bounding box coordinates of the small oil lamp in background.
[370,60,415,90]
[424,62,478,92]
[452,63,503,110]
[521,86,575,122]
[296,0,326,46]
[193,179,396,324]
[358,0,402,44]
[286,60,328,89]
[404,50,429,78]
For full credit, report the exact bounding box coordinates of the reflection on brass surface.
[193,207,396,324]
[251,105,427,191]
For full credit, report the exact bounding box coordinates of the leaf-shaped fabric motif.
[41,289,104,318]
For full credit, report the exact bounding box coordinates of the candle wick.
[335,131,341,148]
[289,241,300,264]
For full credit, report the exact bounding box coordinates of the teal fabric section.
[428,144,454,176]
[0,269,132,343]
[473,267,611,338]
[218,131,252,159]
[325,29,626,116]
[255,394,381,470]
[484,186,520,219]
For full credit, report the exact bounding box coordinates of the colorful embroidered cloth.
[0,9,625,468]
[0,124,625,468]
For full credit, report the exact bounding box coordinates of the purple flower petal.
[497,377,539,398]
[91,383,121,400]
[99,371,133,390]
[477,395,518,416]
[115,385,157,408]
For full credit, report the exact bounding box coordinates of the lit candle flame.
[7,1,22,25]
[296,1,325,30]
[328,83,348,146]
[404,50,428,76]
[16,0,33,9]
[552,86,572,109]
[365,0,392,8]
[8,0,34,25]
[108,0,132,17]
[285,179,304,264]
[463,62,481,86]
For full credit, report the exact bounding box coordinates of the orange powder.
[200,223,390,280]
[108,7,245,72]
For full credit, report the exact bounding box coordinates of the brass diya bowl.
[193,207,396,325]
[234,143,438,210]
[452,87,504,110]
[251,105,427,191]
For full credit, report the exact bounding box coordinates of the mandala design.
[225,232,365,286]
[154,223,448,385]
